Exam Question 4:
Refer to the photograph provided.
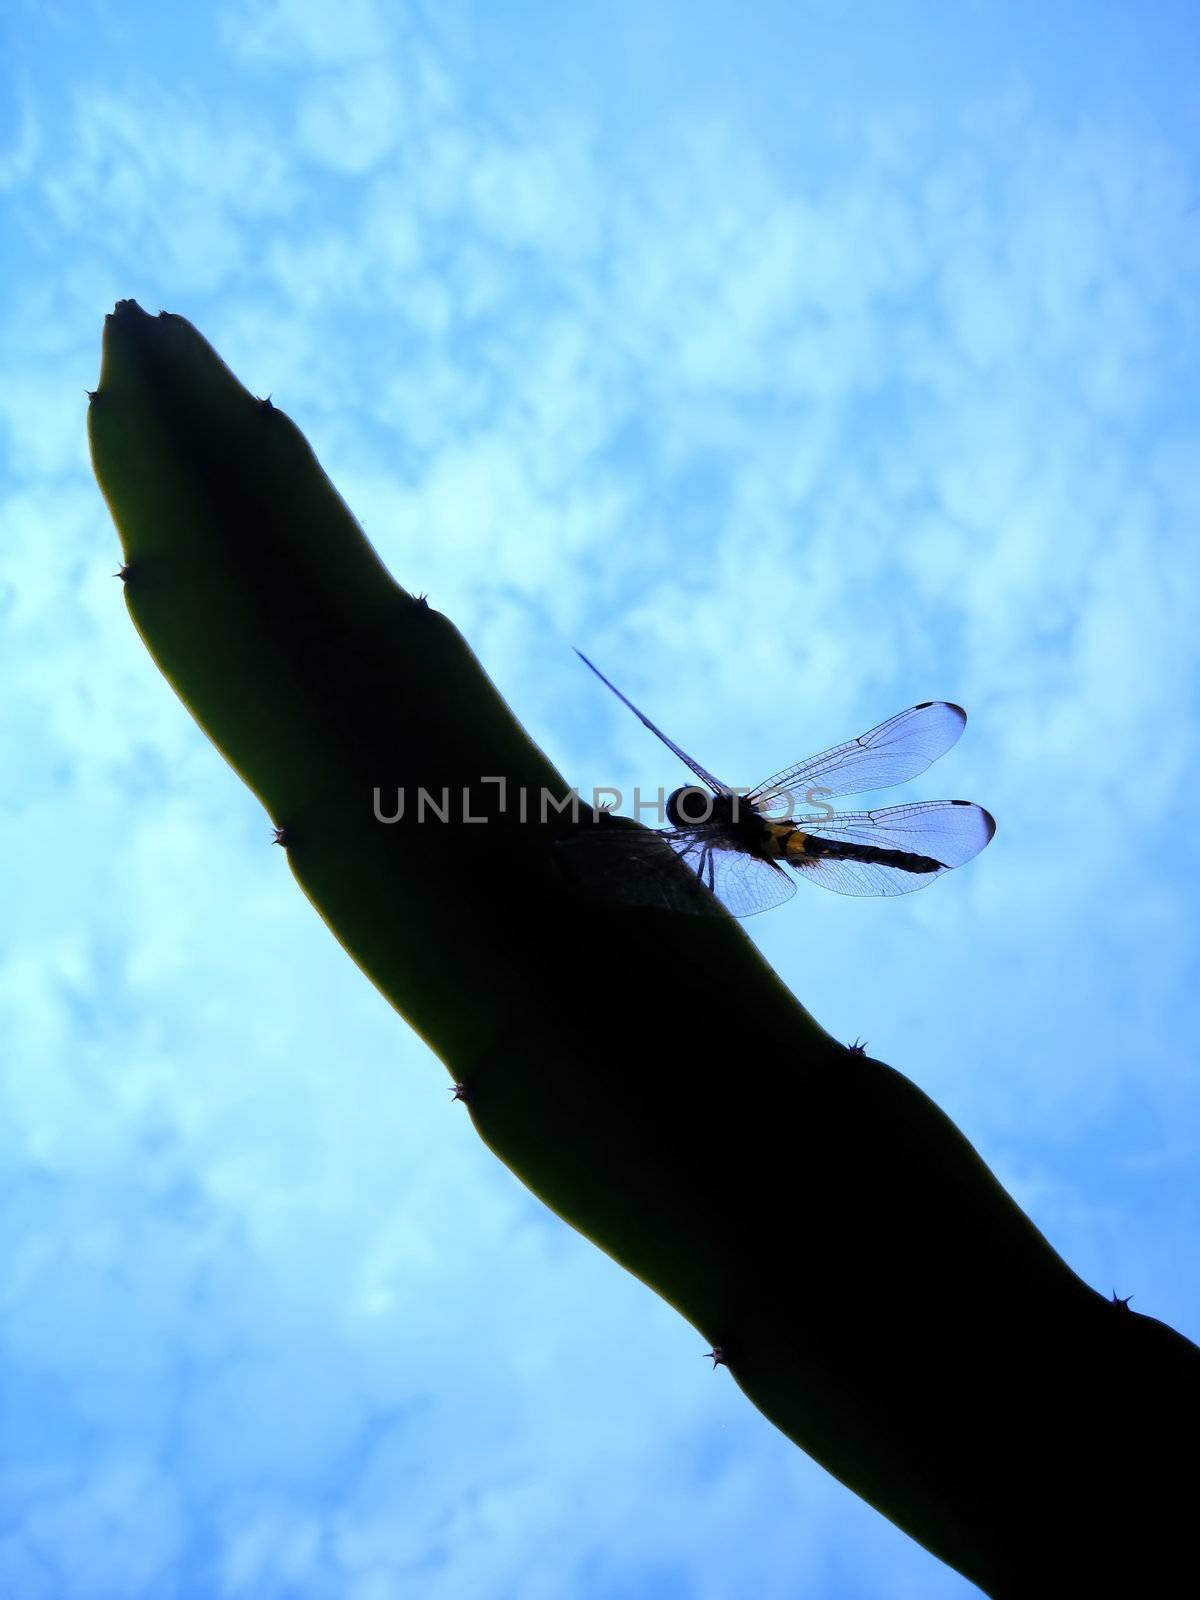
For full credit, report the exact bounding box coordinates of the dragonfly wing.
[790,853,947,896]
[788,800,996,896]
[554,820,728,915]
[691,846,798,917]
[749,702,968,809]
[798,799,996,863]
[555,819,795,917]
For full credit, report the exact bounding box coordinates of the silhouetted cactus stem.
[89,301,1198,1598]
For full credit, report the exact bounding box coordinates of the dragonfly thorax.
[666,785,766,850]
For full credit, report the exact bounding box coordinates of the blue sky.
[2,2,1199,1595]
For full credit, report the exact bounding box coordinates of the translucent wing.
[798,799,995,863]
[555,820,725,915]
[789,800,996,897]
[671,835,798,917]
[749,702,967,811]
[555,820,795,917]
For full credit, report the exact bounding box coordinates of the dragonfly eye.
[666,785,715,827]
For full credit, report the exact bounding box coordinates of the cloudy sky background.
[3,1,1199,1595]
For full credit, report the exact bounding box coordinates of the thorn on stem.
[86,388,99,403]
[703,1345,726,1369]
[114,565,131,582]
[848,1038,867,1055]
[256,394,274,411]
[271,826,289,847]
[1111,1291,1133,1310]
[449,1082,468,1102]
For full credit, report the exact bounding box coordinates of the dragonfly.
[559,650,995,918]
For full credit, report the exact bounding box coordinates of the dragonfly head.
[666,784,721,828]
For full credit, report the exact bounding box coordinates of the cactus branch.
[89,301,1198,1598]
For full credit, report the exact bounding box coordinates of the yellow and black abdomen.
[785,830,943,875]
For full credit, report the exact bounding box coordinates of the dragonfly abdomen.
[785,831,944,875]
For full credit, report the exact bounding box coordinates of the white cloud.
[222,0,394,66]
[297,64,404,174]
[38,88,297,295]
[0,92,40,189]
